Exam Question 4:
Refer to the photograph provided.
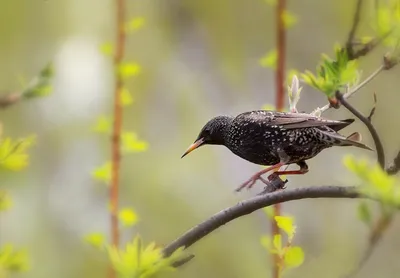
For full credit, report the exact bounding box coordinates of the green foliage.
[100,42,114,56]
[93,115,112,134]
[0,135,36,171]
[371,0,400,47]
[121,132,149,154]
[357,201,372,226]
[121,87,134,106]
[84,233,106,250]
[0,244,29,273]
[85,213,185,278]
[107,237,184,278]
[282,10,297,29]
[344,155,400,207]
[92,161,112,184]
[259,49,277,69]
[118,63,142,80]
[260,215,304,276]
[125,17,146,33]
[23,63,54,98]
[301,45,359,97]
[0,190,12,211]
[119,207,139,227]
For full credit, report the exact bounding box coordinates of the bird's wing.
[236,110,354,130]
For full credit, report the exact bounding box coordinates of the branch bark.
[163,186,364,260]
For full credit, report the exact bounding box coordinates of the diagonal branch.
[335,91,385,168]
[346,0,363,60]
[163,186,364,260]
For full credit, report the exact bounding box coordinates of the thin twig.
[346,0,363,60]
[162,185,365,260]
[109,0,126,277]
[335,91,385,168]
[273,0,287,276]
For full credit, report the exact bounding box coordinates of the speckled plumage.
[183,110,371,166]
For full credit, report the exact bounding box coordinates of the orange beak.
[181,138,205,158]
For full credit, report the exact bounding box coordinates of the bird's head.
[181,115,233,158]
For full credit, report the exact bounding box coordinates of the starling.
[181,110,372,191]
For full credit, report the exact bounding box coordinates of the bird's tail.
[339,132,373,151]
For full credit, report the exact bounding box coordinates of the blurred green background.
[1,0,400,277]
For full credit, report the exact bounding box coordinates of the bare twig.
[163,186,366,261]
[109,0,126,277]
[367,93,377,121]
[346,0,363,60]
[272,0,287,276]
[0,63,53,109]
[387,151,400,175]
[335,91,385,168]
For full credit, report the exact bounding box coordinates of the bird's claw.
[257,174,288,195]
[235,174,261,192]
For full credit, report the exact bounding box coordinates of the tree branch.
[163,186,364,260]
[335,91,385,168]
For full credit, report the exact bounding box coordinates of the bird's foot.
[257,173,288,195]
[235,173,263,192]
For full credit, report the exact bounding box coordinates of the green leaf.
[118,63,141,79]
[92,162,112,184]
[0,245,29,272]
[261,104,276,111]
[284,246,304,268]
[357,201,372,225]
[100,42,114,56]
[92,115,112,134]
[84,232,106,249]
[107,236,184,278]
[275,215,295,241]
[121,132,149,154]
[343,155,400,206]
[125,17,146,33]
[0,190,13,211]
[259,49,277,69]
[282,10,297,29]
[121,87,134,106]
[273,234,282,253]
[118,208,139,227]
[0,135,36,171]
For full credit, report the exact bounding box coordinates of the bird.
[181,110,372,192]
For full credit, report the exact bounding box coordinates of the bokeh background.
[1,0,400,277]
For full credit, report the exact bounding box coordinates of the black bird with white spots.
[182,110,372,191]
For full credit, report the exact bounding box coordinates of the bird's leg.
[235,162,284,192]
[267,161,309,180]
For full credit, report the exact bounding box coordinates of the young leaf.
[261,104,276,111]
[262,206,275,219]
[121,132,149,154]
[100,42,114,56]
[121,87,134,106]
[357,201,372,226]
[0,245,29,272]
[125,17,146,33]
[118,63,141,79]
[118,208,139,227]
[92,162,112,184]
[275,215,295,241]
[282,10,297,29]
[259,49,277,69]
[0,190,13,211]
[92,115,112,134]
[0,135,36,171]
[273,234,282,253]
[84,232,106,249]
[284,246,304,268]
